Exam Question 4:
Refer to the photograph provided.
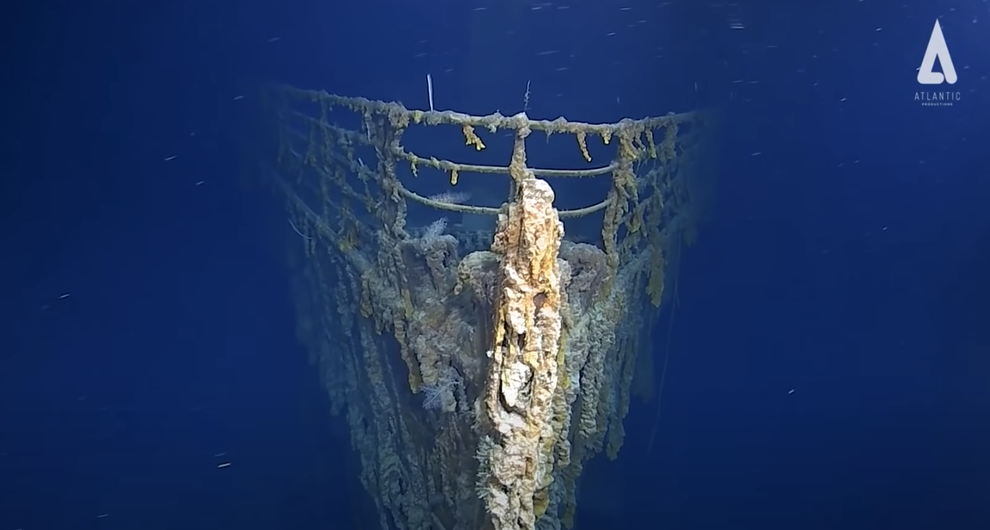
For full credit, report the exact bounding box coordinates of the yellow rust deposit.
[260,85,709,530]
[576,131,591,162]
[463,124,486,151]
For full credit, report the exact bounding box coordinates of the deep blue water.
[2,1,988,529]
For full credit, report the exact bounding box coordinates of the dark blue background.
[1,0,987,529]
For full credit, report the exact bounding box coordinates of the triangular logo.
[917,19,957,84]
